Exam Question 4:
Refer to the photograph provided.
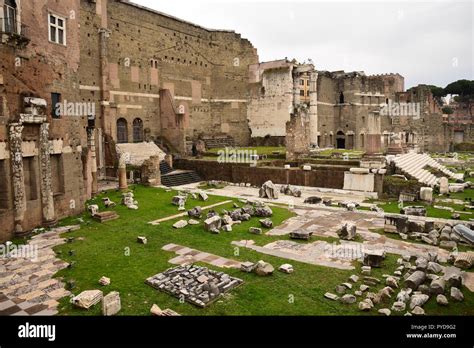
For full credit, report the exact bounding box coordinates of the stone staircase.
[393,153,464,187]
[202,136,235,149]
[160,160,201,187]
[161,170,202,187]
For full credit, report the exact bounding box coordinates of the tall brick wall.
[80,0,258,158]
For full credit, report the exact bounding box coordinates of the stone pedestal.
[118,153,128,191]
[365,134,382,155]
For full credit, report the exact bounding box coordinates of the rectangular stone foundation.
[145,265,243,308]
[92,211,120,223]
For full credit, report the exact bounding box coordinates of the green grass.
[52,186,473,316]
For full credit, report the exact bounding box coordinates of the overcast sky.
[131,0,473,89]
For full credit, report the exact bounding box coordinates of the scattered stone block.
[172,195,186,207]
[240,262,256,273]
[337,222,357,241]
[280,184,302,198]
[137,236,148,244]
[255,206,273,217]
[72,290,103,309]
[249,227,263,235]
[187,206,202,219]
[349,275,359,283]
[411,306,425,316]
[454,252,474,269]
[99,277,111,286]
[197,191,209,201]
[222,225,233,232]
[188,219,200,225]
[363,250,385,268]
[378,308,391,316]
[391,301,406,312]
[92,211,120,223]
[361,266,372,275]
[88,204,100,217]
[103,197,117,208]
[204,215,222,233]
[358,299,374,311]
[289,230,313,240]
[173,220,188,229]
[340,294,356,304]
[450,287,464,302]
[420,187,433,202]
[259,181,279,199]
[436,294,449,306]
[324,292,339,301]
[259,218,273,228]
[279,264,294,274]
[405,271,426,290]
[410,294,429,310]
[102,291,121,316]
[304,196,322,204]
[401,206,427,217]
[254,261,274,276]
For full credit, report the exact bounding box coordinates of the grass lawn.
[53,186,474,316]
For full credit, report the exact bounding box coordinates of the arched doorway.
[336,131,345,149]
[132,118,144,143]
[117,118,128,143]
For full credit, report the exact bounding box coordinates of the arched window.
[117,118,128,143]
[133,118,144,143]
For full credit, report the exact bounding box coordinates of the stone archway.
[336,131,345,149]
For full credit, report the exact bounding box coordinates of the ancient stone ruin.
[145,265,244,308]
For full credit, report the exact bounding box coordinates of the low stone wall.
[174,159,348,189]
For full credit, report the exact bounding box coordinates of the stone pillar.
[308,70,319,146]
[165,154,173,169]
[9,123,26,235]
[292,68,300,111]
[88,129,98,195]
[39,123,56,226]
[141,156,161,186]
[118,153,128,191]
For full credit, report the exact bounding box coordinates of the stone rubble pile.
[280,184,302,198]
[323,250,468,315]
[122,192,138,210]
[384,214,474,251]
[145,265,243,308]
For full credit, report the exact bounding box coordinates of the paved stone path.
[162,243,242,269]
[149,200,233,225]
[232,239,356,270]
[0,226,78,316]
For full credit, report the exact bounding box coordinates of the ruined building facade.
[0,0,89,242]
[0,0,472,242]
